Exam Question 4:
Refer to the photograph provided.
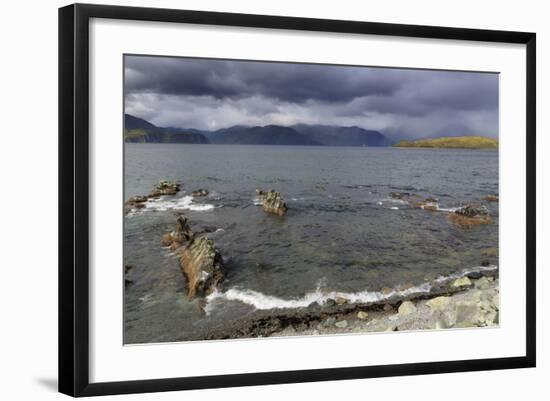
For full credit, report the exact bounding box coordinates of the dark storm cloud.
[124,55,499,138]
[125,56,406,103]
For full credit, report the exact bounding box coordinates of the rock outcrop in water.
[448,204,491,228]
[124,180,181,214]
[389,192,440,211]
[161,216,194,250]
[192,188,209,197]
[148,180,180,198]
[161,215,224,299]
[178,237,224,299]
[124,195,148,214]
[257,189,288,216]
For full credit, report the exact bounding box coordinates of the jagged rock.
[177,236,224,298]
[124,264,133,274]
[448,204,491,228]
[483,194,499,202]
[398,301,416,316]
[383,303,394,312]
[149,180,180,198]
[357,311,369,320]
[451,276,472,288]
[256,188,267,197]
[259,189,288,216]
[192,189,209,197]
[161,216,194,249]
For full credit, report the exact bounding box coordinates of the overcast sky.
[124,55,499,139]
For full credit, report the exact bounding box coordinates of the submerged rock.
[149,180,180,198]
[258,189,288,216]
[192,188,209,197]
[448,204,491,228]
[390,192,411,199]
[177,236,224,299]
[483,194,499,202]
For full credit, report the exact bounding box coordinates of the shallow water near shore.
[123,144,498,344]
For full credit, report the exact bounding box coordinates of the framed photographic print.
[58,3,536,397]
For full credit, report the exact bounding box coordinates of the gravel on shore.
[270,276,499,337]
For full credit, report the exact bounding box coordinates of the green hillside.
[393,136,498,149]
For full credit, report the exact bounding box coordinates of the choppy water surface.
[124,144,498,344]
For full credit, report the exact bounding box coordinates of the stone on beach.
[335,320,348,329]
[451,276,472,288]
[357,311,369,320]
[398,301,417,316]
[426,296,451,311]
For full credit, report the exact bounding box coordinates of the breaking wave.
[130,195,215,215]
[205,265,497,313]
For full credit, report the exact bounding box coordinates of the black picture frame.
[58,3,536,397]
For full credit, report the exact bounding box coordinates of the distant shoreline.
[393,136,498,150]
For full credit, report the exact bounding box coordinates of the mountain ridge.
[124,114,394,147]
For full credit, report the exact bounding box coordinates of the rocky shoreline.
[125,180,499,341]
[175,269,499,341]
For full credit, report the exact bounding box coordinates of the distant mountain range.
[124,115,209,144]
[124,114,394,147]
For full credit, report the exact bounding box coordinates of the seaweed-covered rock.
[177,237,224,298]
[192,188,209,197]
[455,204,489,217]
[149,180,180,198]
[260,190,288,216]
[448,204,491,228]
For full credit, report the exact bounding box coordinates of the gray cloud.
[124,55,499,139]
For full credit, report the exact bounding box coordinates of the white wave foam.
[389,206,399,210]
[135,195,215,213]
[205,265,498,313]
[252,197,263,206]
